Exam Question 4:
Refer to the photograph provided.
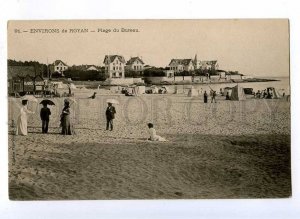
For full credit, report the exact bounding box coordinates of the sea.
[164,77,290,95]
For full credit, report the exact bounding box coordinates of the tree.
[179,70,193,80]
[63,69,107,81]
[143,68,165,77]
[125,69,142,78]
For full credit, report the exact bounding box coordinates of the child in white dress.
[147,123,167,142]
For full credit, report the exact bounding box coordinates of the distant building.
[164,70,175,78]
[125,57,145,74]
[194,54,219,71]
[86,65,99,71]
[143,65,153,70]
[49,60,68,76]
[168,55,219,74]
[169,59,195,73]
[103,55,125,78]
[70,65,100,71]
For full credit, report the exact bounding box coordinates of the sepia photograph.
[7,19,291,200]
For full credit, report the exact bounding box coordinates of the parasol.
[40,99,55,106]
[106,99,119,104]
[21,95,38,102]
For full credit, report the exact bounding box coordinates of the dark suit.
[106,105,116,130]
[40,107,51,133]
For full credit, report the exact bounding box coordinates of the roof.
[53,60,68,66]
[103,55,125,64]
[8,66,37,80]
[198,60,218,65]
[70,65,100,71]
[169,59,193,66]
[126,57,144,65]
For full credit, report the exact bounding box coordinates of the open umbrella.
[21,95,38,102]
[40,99,55,106]
[106,99,119,105]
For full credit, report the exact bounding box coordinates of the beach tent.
[69,83,77,89]
[51,81,64,89]
[230,84,246,101]
[150,85,159,94]
[137,86,146,94]
[124,86,143,96]
[223,87,233,96]
[267,87,282,99]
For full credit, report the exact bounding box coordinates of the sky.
[8,19,289,77]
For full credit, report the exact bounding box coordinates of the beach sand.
[8,93,291,199]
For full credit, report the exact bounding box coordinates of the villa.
[103,55,126,78]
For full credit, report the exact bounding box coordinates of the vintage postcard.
[7,20,290,200]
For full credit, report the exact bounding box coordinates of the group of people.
[15,99,75,136]
[203,90,217,103]
[15,98,167,142]
[254,88,284,99]
[15,99,117,136]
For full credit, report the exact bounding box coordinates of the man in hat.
[105,102,116,131]
[40,103,51,133]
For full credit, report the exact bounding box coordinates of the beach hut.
[34,75,45,95]
[23,75,35,93]
[230,84,246,101]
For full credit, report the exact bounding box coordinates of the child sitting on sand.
[147,123,167,142]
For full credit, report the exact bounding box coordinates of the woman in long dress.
[60,100,72,135]
[16,100,34,136]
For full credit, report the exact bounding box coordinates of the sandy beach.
[8,91,291,199]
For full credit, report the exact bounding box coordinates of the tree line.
[8,59,240,81]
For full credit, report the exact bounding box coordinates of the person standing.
[106,102,116,131]
[68,84,72,97]
[204,91,208,103]
[16,100,35,136]
[40,103,51,133]
[225,92,230,100]
[211,90,217,103]
[60,100,72,135]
